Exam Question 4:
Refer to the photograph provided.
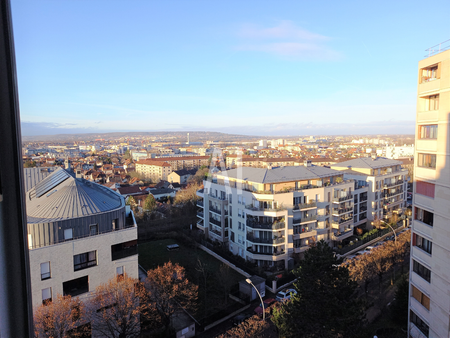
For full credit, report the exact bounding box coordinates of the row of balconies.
[332,207,353,215]
[293,201,317,210]
[332,193,353,203]
[381,189,404,198]
[293,214,318,224]
[246,234,285,245]
[246,219,285,230]
[383,179,404,188]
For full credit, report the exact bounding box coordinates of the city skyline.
[11,1,450,136]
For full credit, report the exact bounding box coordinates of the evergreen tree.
[272,240,365,338]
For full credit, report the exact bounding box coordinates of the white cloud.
[236,21,341,60]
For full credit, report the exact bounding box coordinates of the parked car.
[364,246,375,252]
[254,298,276,315]
[276,289,297,302]
[232,313,252,326]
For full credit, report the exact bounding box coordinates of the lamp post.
[380,219,397,244]
[246,278,265,321]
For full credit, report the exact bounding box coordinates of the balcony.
[293,246,309,254]
[332,194,352,203]
[197,211,204,219]
[331,217,353,229]
[247,235,285,245]
[382,190,403,199]
[246,248,285,257]
[196,220,204,229]
[209,218,221,227]
[293,201,317,211]
[331,207,353,216]
[293,215,317,224]
[197,200,204,208]
[209,206,222,215]
[331,229,353,241]
[196,189,204,198]
[245,204,286,212]
[246,219,285,230]
[209,229,223,240]
[209,193,227,201]
[383,179,404,188]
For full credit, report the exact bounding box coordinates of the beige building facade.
[135,159,172,181]
[408,48,450,338]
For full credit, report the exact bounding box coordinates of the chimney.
[371,153,377,160]
[76,169,83,179]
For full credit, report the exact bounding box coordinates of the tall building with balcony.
[408,46,450,338]
[26,168,138,309]
[331,157,408,226]
[196,162,355,270]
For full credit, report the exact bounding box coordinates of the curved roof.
[26,168,124,223]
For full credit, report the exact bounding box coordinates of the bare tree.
[88,274,145,338]
[218,315,270,338]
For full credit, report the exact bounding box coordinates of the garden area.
[139,239,247,326]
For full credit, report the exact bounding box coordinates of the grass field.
[138,239,244,285]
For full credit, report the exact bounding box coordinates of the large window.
[74,251,97,271]
[40,262,51,280]
[427,94,439,111]
[418,125,438,139]
[63,276,89,297]
[42,287,52,305]
[410,310,429,337]
[416,180,435,198]
[413,233,432,255]
[415,207,433,227]
[413,260,431,283]
[111,240,137,261]
[417,153,436,169]
[411,285,430,310]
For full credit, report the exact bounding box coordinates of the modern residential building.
[408,46,450,338]
[135,159,172,181]
[331,157,408,225]
[26,168,138,309]
[196,162,355,270]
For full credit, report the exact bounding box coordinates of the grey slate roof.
[23,167,58,192]
[331,157,402,170]
[220,166,342,184]
[26,168,124,223]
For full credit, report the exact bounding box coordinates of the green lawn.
[138,239,244,285]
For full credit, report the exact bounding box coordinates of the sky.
[11,1,450,137]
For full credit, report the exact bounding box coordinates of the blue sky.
[11,1,450,136]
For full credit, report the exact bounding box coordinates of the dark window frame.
[74,251,97,271]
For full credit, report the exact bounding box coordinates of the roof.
[331,157,402,169]
[23,167,58,192]
[117,185,143,195]
[151,156,209,161]
[26,168,124,223]
[219,165,342,184]
[173,169,196,176]
[150,188,176,195]
[136,159,170,167]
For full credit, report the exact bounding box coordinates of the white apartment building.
[26,168,138,310]
[408,47,450,338]
[196,162,356,270]
[331,157,408,225]
[385,144,415,159]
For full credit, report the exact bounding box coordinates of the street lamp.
[246,278,265,321]
[379,219,397,245]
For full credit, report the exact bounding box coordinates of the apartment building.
[225,155,300,169]
[152,156,209,170]
[135,159,172,181]
[196,162,355,270]
[408,47,450,338]
[26,168,138,309]
[331,157,408,225]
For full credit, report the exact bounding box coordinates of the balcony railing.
[209,206,222,214]
[245,204,286,212]
[246,248,285,256]
[197,211,204,218]
[382,190,403,198]
[246,219,285,230]
[246,235,285,245]
[293,215,317,224]
[209,193,227,201]
[196,200,204,207]
[293,201,317,210]
[210,229,222,237]
[383,179,404,188]
[209,218,221,226]
[332,207,353,215]
[332,194,352,203]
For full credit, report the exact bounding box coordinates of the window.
[415,207,433,227]
[90,224,98,236]
[238,196,242,204]
[42,287,52,305]
[413,233,432,255]
[116,266,124,277]
[111,240,138,261]
[74,251,97,271]
[417,153,436,169]
[427,94,439,111]
[238,221,242,230]
[411,285,430,310]
[410,310,429,337]
[230,232,235,242]
[413,260,431,283]
[64,228,73,240]
[112,218,118,230]
[421,64,439,82]
[416,180,435,198]
[40,262,51,280]
[63,276,89,297]
[419,125,438,139]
